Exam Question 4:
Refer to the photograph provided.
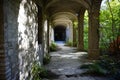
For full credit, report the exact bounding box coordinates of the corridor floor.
[43,45,113,80]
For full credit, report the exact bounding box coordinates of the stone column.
[73,22,77,47]
[47,19,50,53]
[88,0,102,59]
[38,6,43,44]
[38,5,44,64]
[0,0,6,79]
[50,26,54,42]
[70,22,73,43]
[77,8,85,51]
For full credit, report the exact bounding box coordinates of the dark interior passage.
[54,25,66,41]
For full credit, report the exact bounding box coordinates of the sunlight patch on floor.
[59,52,87,59]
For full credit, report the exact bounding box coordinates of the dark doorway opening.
[54,25,66,41]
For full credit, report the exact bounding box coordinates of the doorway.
[54,25,66,41]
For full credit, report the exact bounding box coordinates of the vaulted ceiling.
[37,0,91,27]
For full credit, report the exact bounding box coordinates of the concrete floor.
[43,46,114,80]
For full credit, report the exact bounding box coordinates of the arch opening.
[54,25,66,42]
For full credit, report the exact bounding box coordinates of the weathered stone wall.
[18,0,41,80]
[3,0,42,80]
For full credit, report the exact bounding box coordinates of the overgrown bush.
[80,55,120,77]
[49,42,57,51]
[31,62,47,80]
[43,53,51,65]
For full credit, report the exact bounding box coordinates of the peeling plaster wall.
[4,0,42,80]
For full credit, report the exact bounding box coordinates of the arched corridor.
[1,0,119,80]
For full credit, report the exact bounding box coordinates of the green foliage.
[88,62,108,75]
[49,42,57,51]
[65,40,73,46]
[100,0,120,51]
[31,62,47,80]
[73,21,78,28]
[84,11,88,50]
[81,62,107,76]
[81,55,120,76]
[43,53,51,65]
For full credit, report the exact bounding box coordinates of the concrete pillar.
[77,8,85,51]
[73,22,77,47]
[88,0,102,59]
[0,0,6,79]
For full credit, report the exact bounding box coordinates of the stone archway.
[45,0,102,59]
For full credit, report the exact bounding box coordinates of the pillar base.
[88,49,100,60]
